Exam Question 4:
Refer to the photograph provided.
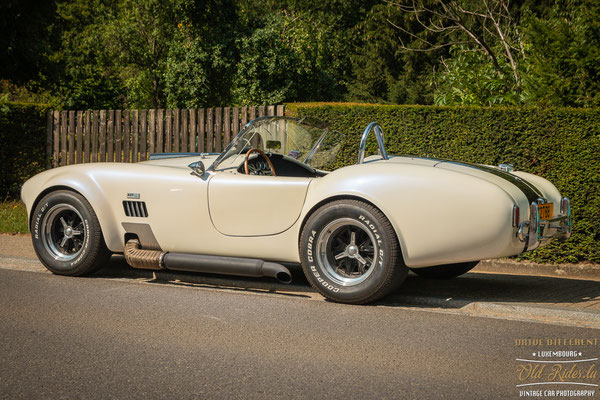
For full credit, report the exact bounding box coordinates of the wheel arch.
[28,182,121,252]
[29,185,81,229]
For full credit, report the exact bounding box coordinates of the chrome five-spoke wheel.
[41,204,87,261]
[316,218,378,286]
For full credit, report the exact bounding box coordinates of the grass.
[0,200,29,234]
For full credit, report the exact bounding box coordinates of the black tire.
[410,261,479,279]
[30,190,111,276]
[299,199,408,304]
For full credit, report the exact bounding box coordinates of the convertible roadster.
[21,116,571,304]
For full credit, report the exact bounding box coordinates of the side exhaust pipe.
[123,239,292,284]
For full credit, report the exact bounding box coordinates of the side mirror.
[188,161,205,177]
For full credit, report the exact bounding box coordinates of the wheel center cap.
[65,227,73,238]
[347,245,358,257]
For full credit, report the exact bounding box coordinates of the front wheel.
[299,200,407,304]
[31,190,111,276]
[410,261,479,279]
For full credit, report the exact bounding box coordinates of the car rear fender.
[300,163,522,268]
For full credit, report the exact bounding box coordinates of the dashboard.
[237,153,324,178]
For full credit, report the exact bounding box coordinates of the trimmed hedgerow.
[0,101,50,198]
[287,102,600,264]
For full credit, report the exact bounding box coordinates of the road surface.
[1,268,598,399]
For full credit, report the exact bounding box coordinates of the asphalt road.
[1,269,598,399]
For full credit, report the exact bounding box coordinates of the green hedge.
[287,103,600,264]
[0,101,50,198]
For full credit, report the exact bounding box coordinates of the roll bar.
[357,122,389,164]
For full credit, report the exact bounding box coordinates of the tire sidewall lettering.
[33,202,49,239]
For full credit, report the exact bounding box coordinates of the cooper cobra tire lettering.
[299,199,408,304]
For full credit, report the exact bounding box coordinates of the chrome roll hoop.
[357,122,389,164]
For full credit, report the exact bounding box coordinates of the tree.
[521,0,600,107]
[389,0,525,105]
[163,0,237,108]
[348,3,440,104]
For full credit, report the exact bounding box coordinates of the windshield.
[210,117,344,172]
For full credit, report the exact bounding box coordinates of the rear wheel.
[300,200,407,304]
[410,261,479,279]
[31,190,111,276]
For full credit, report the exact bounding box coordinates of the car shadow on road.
[94,256,315,298]
[382,272,600,309]
[95,256,599,309]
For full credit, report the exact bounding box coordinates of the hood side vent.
[123,201,148,218]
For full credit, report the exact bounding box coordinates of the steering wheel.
[244,148,276,176]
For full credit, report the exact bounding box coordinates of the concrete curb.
[385,294,600,329]
[475,259,600,281]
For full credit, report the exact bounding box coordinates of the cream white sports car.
[21,117,571,304]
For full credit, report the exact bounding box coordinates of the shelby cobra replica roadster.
[21,117,571,304]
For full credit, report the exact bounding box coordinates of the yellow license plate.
[538,203,553,220]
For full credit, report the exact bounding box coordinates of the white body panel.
[208,174,310,236]
[21,153,564,268]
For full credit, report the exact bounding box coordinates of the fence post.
[224,107,231,146]
[181,109,188,153]
[173,109,180,154]
[131,110,138,162]
[198,108,205,152]
[232,107,239,139]
[189,109,196,152]
[46,110,52,169]
[215,107,222,152]
[84,111,91,163]
[91,110,99,163]
[99,110,106,162]
[107,110,114,162]
[140,109,147,161]
[76,111,83,164]
[115,110,122,162]
[207,108,213,152]
[124,110,130,162]
[165,109,172,153]
[149,109,156,155]
[157,109,164,153]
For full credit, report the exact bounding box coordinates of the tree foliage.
[521,0,600,107]
[0,0,598,108]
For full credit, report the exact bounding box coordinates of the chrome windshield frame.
[208,116,332,172]
[208,116,273,172]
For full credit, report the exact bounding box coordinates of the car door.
[207,173,311,236]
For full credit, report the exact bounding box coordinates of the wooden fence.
[46,105,285,168]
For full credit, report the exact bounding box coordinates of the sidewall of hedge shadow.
[0,102,49,199]
[287,103,600,264]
